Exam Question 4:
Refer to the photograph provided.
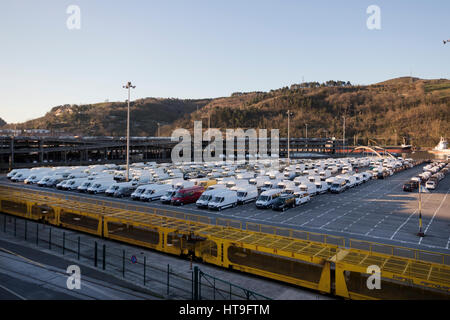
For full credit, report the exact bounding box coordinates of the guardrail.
[0,184,449,299]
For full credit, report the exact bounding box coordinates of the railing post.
[193,266,199,300]
[62,232,65,255]
[167,264,170,296]
[122,250,125,278]
[102,244,106,270]
[143,256,146,285]
[94,241,98,267]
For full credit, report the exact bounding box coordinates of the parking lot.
[2,163,450,254]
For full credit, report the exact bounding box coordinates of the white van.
[236,185,258,204]
[130,184,154,200]
[196,189,223,208]
[261,179,282,192]
[105,182,133,197]
[344,176,357,188]
[256,189,283,209]
[205,184,227,192]
[330,179,347,193]
[56,179,71,190]
[299,182,317,196]
[249,176,270,190]
[319,170,331,181]
[10,169,32,182]
[208,190,238,211]
[87,180,116,194]
[140,184,172,201]
[63,178,87,191]
[24,171,52,184]
[314,181,329,194]
[308,175,321,184]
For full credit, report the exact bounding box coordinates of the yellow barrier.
[0,184,449,299]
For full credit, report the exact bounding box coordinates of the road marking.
[0,283,27,300]
[419,186,450,245]
[389,192,434,240]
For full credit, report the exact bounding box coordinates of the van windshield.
[237,192,247,197]
[258,195,269,201]
[135,188,145,194]
[199,194,211,201]
[174,191,186,198]
[212,196,224,202]
[332,183,340,188]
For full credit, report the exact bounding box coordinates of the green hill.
[162,77,450,147]
[7,98,211,136]
[6,77,450,147]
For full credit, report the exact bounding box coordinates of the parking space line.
[418,186,450,245]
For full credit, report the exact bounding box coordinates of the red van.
[171,186,204,206]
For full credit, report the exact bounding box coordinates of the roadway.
[1,164,450,255]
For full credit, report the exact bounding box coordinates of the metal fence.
[0,213,271,300]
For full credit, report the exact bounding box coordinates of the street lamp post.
[418,183,425,237]
[286,110,294,162]
[123,81,136,182]
[305,123,308,151]
[342,116,346,156]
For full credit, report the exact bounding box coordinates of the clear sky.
[0,0,449,123]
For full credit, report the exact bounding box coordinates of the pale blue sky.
[0,0,449,123]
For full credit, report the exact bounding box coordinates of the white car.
[294,192,311,205]
[425,180,437,190]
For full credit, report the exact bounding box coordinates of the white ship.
[430,137,450,155]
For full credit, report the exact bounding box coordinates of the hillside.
[4,77,450,147]
[6,98,211,136]
[162,77,450,147]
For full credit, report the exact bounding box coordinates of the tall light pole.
[342,116,346,156]
[157,122,161,137]
[305,123,308,151]
[123,81,136,182]
[286,110,294,162]
[417,183,425,237]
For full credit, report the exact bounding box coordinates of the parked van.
[196,189,224,208]
[56,179,71,190]
[294,192,311,205]
[131,184,154,200]
[24,171,51,184]
[208,190,238,211]
[10,169,32,182]
[105,182,135,197]
[160,188,177,204]
[236,185,258,204]
[344,176,357,188]
[205,184,227,192]
[171,186,204,206]
[319,170,331,181]
[140,184,173,201]
[63,178,88,191]
[249,176,270,190]
[314,181,329,194]
[256,189,283,209]
[87,180,116,194]
[299,182,317,196]
[37,175,66,188]
[330,179,347,193]
[261,179,282,192]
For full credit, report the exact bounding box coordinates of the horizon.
[1,0,450,123]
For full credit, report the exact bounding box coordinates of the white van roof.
[260,188,283,196]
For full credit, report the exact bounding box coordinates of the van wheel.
[218,207,222,211]
[233,203,237,208]
[180,202,184,206]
